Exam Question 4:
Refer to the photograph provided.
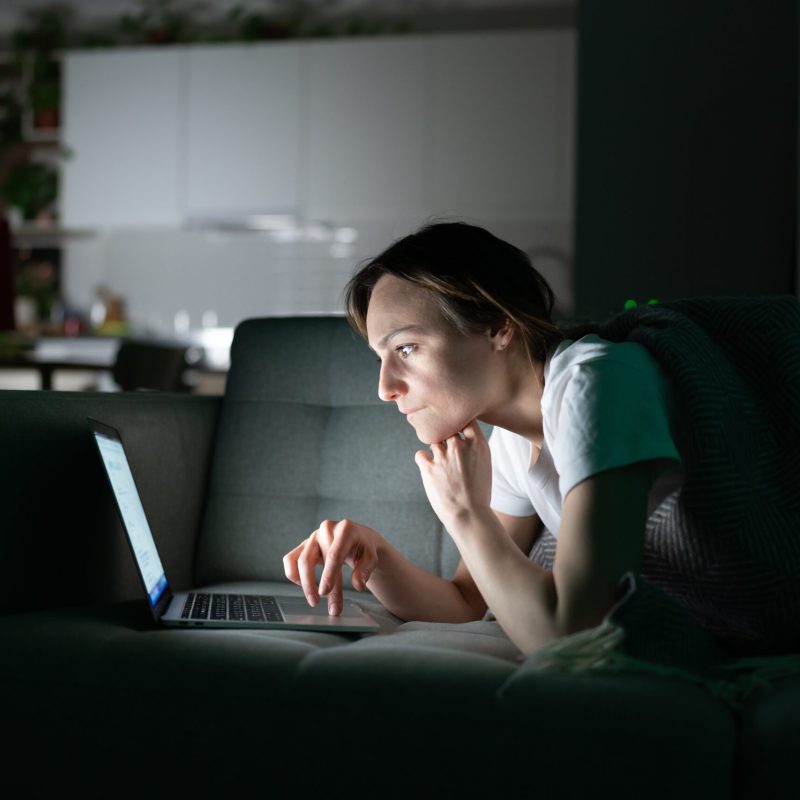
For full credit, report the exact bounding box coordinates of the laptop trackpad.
[278,598,365,619]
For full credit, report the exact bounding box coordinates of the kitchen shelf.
[10,223,96,247]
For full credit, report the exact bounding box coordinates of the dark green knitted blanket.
[524,295,800,710]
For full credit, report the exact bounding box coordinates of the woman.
[282,221,684,655]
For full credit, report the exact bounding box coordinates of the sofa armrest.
[0,390,221,615]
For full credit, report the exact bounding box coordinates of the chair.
[111,338,191,392]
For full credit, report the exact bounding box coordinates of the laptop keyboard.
[180,593,284,623]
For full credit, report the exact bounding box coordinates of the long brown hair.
[345,221,575,364]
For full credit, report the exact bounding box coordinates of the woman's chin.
[415,423,467,445]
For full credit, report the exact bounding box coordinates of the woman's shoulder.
[546,333,661,380]
[542,334,673,418]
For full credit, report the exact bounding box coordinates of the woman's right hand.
[282,519,384,616]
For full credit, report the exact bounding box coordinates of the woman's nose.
[378,362,406,402]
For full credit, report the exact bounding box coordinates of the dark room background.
[574,0,798,320]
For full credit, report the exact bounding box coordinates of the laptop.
[88,417,380,633]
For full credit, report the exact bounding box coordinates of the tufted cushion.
[0,581,384,798]
[286,623,737,799]
[195,317,462,587]
[736,675,800,799]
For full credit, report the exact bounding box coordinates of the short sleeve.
[489,427,537,517]
[547,355,682,500]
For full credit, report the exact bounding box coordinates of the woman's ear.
[489,321,514,352]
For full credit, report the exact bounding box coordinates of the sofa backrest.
[194,317,461,586]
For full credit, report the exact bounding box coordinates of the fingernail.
[309,593,318,606]
[328,601,338,615]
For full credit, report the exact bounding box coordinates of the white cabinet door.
[430,30,575,220]
[304,36,430,224]
[61,49,183,228]
[184,43,302,217]
[61,32,575,230]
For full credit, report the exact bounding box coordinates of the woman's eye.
[396,344,415,359]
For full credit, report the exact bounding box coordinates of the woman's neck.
[479,353,545,450]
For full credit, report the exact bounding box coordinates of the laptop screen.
[92,427,169,608]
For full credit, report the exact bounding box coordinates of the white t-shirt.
[489,333,683,538]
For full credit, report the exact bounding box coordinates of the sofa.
[1,315,798,799]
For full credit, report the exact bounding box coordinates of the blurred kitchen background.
[0,0,796,393]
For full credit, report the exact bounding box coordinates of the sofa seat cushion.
[289,626,520,726]
[736,675,800,799]
[497,669,737,798]
[288,621,738,799]
[0,581,393,798]
[0,582,399,693]
[1,581,740,799]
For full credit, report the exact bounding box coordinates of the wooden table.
[0,338,119,390]
[0,331,232,391]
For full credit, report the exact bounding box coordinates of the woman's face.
[366,274,501,444]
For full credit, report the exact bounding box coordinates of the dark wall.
[0,218,13,330]
[573,0,798,319]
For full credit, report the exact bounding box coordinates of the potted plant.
[28,56,61,131]
[119,0,195,45]
[1,160,58,223]
[11,6,67,135]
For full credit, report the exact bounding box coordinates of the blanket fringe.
[713,654,800,704]
[525,617,626,672]
[525,621,800,712]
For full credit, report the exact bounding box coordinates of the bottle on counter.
[90,285,128,337]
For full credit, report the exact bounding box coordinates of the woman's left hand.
[414,420,493,531]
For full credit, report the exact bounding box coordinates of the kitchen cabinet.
[61,30,574,229]
[303,30,573,225]
[61,49,183,228]
[430,30,574,221]
[184,43,303,218]
[303,36,430,224]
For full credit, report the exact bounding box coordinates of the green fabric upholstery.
[195,317,461,586]
[737,677,800,798]
[0,582,351,798]
[496,672,737,799]
[0,578,513,798]
[287,623,736,799]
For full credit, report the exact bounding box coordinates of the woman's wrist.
[368,533,391,584]
[444,503,496,541]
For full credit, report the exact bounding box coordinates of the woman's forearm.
[449,507,559,653]
[412,423,557,649]
[367,536,481,623]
